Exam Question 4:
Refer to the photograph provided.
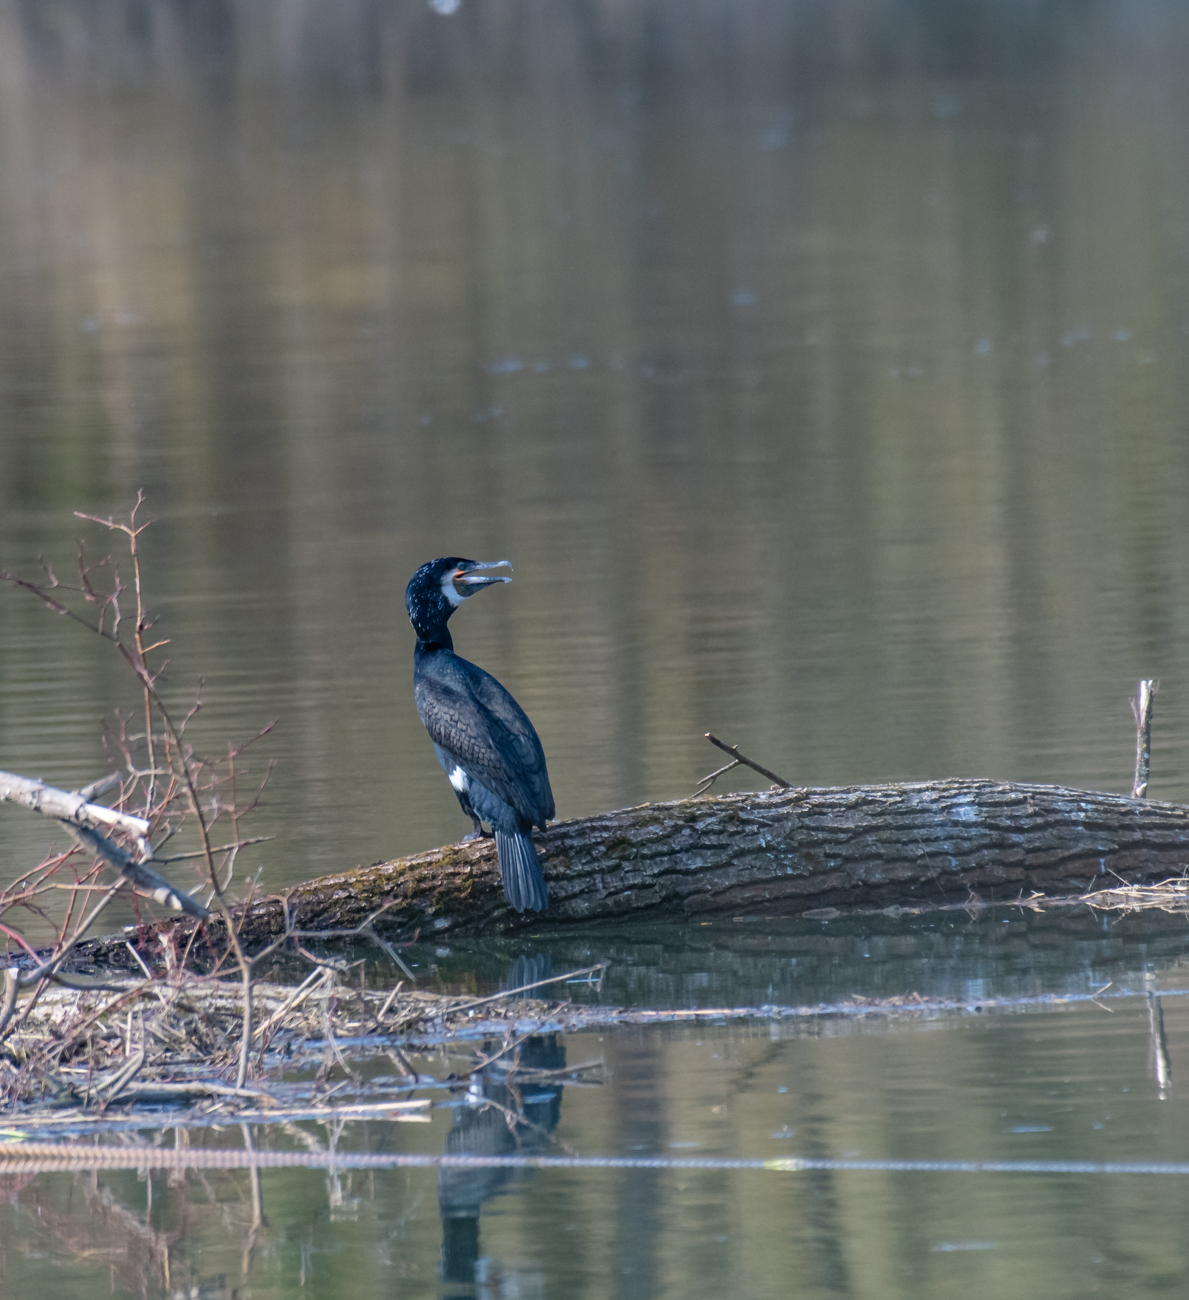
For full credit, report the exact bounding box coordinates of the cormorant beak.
[452,560,513,597]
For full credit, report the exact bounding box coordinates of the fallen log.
[70,778,1189,964]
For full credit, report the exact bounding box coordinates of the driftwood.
[69,778,1189,963]
[0,770,149,842]
[0,769,209,919]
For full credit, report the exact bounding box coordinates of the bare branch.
[151,835,274,864]
[703,733,792,789]
[0,770,151,841]
[67,825,209,920]
[1131,679,1157,799]
[0,571,113,640]
[693,757,741,796]
[73,772,122,802]
[447,963,608,1015]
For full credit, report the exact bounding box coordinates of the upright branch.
[0,769,209,1043]
[1132,679,1156,799]
[75,494,167,811]
[0,496,276,1088]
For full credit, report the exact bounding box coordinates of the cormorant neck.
[407,580,458,653]
[415,628,454,655]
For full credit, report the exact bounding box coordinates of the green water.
[2,0,1189,1294]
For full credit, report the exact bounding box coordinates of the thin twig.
[252,969,329,1043]
[702,734,792,789]
[73,772,122,802]
[151,836,274,864]
[693,758,741,796]
[375,982,405,1023]
[447,963,608,1016]
[470,1090,574,1153]
[461,1030,530,1079]
[14,877,128,995]
[286,897,417,981]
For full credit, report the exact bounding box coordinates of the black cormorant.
[406,557,554,912]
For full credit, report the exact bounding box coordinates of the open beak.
[453,559,513,596]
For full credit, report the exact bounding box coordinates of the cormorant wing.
[415,659,555,826]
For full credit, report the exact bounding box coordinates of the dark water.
[2,0,1189,1294]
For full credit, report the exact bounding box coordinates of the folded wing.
[415,659,554,828]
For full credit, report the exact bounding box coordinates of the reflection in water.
[436,910,1189,1020]
[439,1034,566,1297]
[240,1123,266,1279]
[1147,978,1173,1101]
[0,965,1185,1296]
[0,1161,187,1297]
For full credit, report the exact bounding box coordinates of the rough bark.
[71,779,1189,963]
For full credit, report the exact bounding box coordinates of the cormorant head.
[406,557,512,642]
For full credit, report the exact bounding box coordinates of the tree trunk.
[76,779,1189,963]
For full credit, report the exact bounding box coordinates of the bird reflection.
[439,958,565,1296]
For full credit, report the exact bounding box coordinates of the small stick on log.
[1132,680,1156,799]
[703,734,792,789]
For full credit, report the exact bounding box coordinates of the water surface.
[2,1,1189,1295]
[3,0,1189,896]
[5,913,1189,1298]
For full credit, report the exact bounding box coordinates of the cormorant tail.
[494,830,549,913]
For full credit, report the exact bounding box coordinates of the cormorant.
[406,557,554,912]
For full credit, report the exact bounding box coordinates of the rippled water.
[2,0,1189,1294]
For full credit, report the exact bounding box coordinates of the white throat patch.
[441,570,466,607]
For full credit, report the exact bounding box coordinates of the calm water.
[6,915,1189,1298]
[2,0,1189,1294]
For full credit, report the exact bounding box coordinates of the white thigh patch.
[449,766,470,793]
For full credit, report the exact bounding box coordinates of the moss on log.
[75,779,1189,964]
